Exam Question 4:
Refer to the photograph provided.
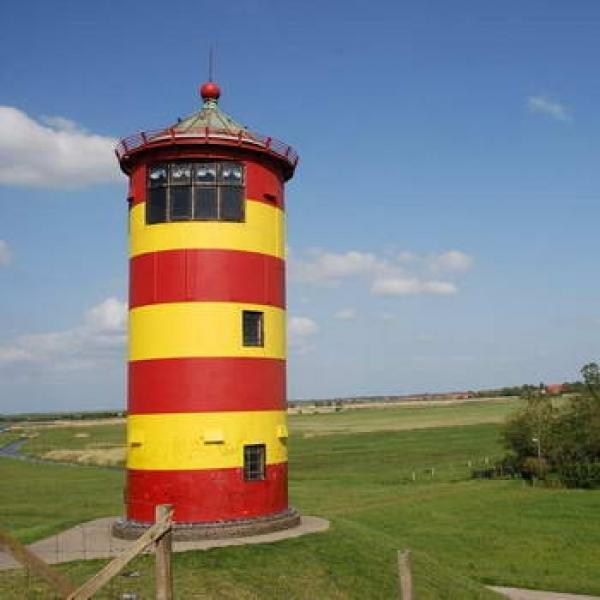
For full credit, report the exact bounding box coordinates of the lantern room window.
[243,444,266,481]
[147,162,244,224]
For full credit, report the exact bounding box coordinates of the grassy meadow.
[1,398,599,598]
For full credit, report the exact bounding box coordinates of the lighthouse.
[114,80,299,539]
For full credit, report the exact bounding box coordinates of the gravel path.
[490,586,600,599]
[0,515,330,571]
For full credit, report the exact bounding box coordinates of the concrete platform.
[0,515,329,571]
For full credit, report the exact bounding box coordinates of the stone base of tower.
[112,507,301,541]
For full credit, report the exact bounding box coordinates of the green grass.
[1,400,599,598]
[290,423,503,488]
[0,541,502,599]
[0,458,123,543]
[290,398,522,436]
[288,425,600,595]
[18,424,125,458]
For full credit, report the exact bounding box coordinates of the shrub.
[499,362,600,488]
[557,463,600,489]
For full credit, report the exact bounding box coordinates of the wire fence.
[361,455,504,485]
[4,554,154,599]
[345,455,600,488]
[0,508,172,599]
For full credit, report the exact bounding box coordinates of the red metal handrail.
[116,126,298,167]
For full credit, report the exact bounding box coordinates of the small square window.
[243,311,263,347]
[244,444,266,481]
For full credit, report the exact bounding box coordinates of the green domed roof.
[172,95,249,136]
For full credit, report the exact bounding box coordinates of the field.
[7,398,521,464]
[1,398,599,598]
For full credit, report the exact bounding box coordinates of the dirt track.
[491,586,600,600]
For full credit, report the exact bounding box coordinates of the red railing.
[116,126,299,167]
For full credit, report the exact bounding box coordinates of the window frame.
[242,310,264,347]
[243,444,266,481]
[146,161,245,224]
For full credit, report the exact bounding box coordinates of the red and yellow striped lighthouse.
[114,80,299,539]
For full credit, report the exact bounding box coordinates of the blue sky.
[1,1,599,413]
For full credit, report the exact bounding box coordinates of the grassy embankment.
[1,398,599,598]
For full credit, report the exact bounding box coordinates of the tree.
[502,394,555,477]
[500,360,600,487]
[581,363,600,401]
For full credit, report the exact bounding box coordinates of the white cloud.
[372,277,421,296]
[0,240,12,266]
[291,248,472,297]
[397,250,473,275]
[527,96,571,122]
[85,297,127,332]
[334,308,357,320]
[40,115,82,132]
[290,250,379,286]
[431,250,473,273]
[372,277,457,296]
[0,297,126,374]
[0,106,122,188]
[289,316,319,337]
[288,316,319,354]
[421,281,458,295]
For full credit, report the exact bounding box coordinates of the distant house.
[545,384,564,395]
[449,392,471,400]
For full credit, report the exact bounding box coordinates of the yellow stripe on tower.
[127,411,288,470]
[129,302,285,361]
[129,200,286,259]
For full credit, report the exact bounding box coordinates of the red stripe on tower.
[126,463,288,523]
[128,357,286,414]
[130,249,285,309]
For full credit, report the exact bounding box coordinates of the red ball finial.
[200,81,221,101]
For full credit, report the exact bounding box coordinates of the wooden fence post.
[67,506,173,600]
[397,549,413,600]
[155,504,173,600]
[0,528,76,597]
